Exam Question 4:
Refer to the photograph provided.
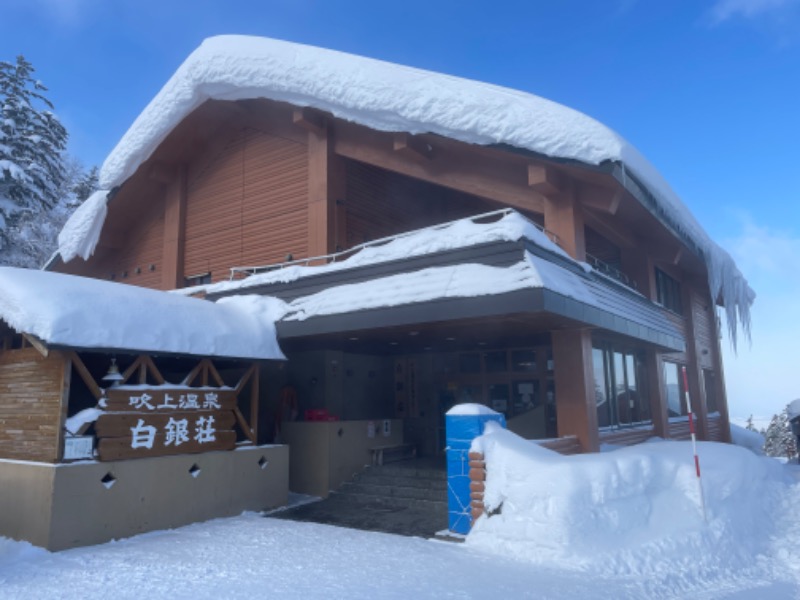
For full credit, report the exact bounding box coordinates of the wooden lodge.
[0,36,750,547]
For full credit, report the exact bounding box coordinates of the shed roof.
[0,268,285,361]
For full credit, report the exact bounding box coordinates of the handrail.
[228,208,561,280]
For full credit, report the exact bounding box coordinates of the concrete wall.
[0,445,288,551]
[282,419,403,498]
[0,460,56,548]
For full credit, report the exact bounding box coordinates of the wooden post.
[710,308,733,443]
[681,286,709,440]
[307,120,347,257]
[552,328,599,452]
[543,182,585,260]
[162,164,187,289]
[250,363,260,444]
[56,352,72,462]
[645,349,669,439]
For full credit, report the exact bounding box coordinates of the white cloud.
[709,0,798,24]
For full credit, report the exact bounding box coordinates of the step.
[352,473,448,491]
[331,490,448,512]
[339,481,447,503]
[360,464,447,481]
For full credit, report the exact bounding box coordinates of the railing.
[229,208,561,280]
[584,252,635,289]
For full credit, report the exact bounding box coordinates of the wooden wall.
[185,127,309,283]
[344,161,497,249]
[0,348,66,463]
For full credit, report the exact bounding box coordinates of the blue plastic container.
[445,404,506,534]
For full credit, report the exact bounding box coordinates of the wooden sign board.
[96,410,236,461]
[104,388,237,413]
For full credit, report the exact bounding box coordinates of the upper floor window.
[655,268,682,314]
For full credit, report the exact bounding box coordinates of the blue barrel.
[445,404,506,534]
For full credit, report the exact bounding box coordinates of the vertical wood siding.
[691,294,715,370]
[344,161,494,249]
[184,128,308,282]
[0,348,65,462]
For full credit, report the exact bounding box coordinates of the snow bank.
[0,268,285,360]
[56,35,753,344]
[468,424,788,580]
[730,422,765,455]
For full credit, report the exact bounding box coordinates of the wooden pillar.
[543,182,585,261]
[162,165,187,289]
[645,349,669,439]
[681,286,709,440]
[56,352,72,462]
[552,328,598,452]
[307,123,347,258]
[711,308,733,443]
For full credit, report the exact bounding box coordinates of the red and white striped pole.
[682,366,707,522]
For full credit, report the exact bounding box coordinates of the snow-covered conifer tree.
[763,406,798,460]
[0,55,68,250]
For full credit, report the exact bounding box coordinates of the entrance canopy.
[0,268,285,361]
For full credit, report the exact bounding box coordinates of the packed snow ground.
[3,438,800,598]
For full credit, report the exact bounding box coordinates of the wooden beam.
[66,351,103,401]
[56,352,72,462]
[147,161,177,184]
[393,132,433,162]
[250,364,260,443]
[292,107,326,136]
[234,405,256,444]
[580,187,622,215]
[21,334,48,358]
[121,356,146,384]
[206,359,226,388]
[182,361,204,387]
[142,355,166,385]
[334,122,545,214]
[235,364,256,395]
[527,164,563,195]
[582,209,637,249]
[543,184,585,260]
[161,165,187,289]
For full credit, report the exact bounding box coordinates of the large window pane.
[593,347,611,428]
[459,353,481,374]
[485,351,508,373]
[512,380,539,414]
[614,352,631,426]
[511,350,537,373]
[488,383,510,414]
[664,362,684,417]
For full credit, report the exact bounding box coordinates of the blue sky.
[1,0,798,421]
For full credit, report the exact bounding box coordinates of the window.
[663,361,687,417]
[703,369,718,414]
[655,268,682,314]
[184,272,211,287]
[593,343,651,428]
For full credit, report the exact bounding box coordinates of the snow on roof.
[0,268,285,361]
[57,35,753,345]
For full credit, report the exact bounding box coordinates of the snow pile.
[730,422,766,455]
[56,35,753,344]
[64,407,104,435]
[0,268,285,360]
[191,210,567,296]
[468,423,788,581]
[446,403,501,416]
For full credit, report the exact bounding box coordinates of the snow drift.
[57,35,753,344]
[468,423,788,581]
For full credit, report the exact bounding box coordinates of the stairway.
[270,460,448,538]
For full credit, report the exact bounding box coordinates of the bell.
[102,357,124,386]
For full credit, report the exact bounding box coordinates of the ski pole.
[682,366,707,522]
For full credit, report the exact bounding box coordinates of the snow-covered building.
[1,35,752,538]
